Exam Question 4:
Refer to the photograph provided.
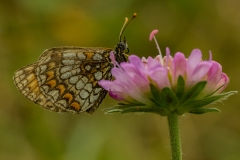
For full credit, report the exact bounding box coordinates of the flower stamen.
[150,30,164,65]
[209,51,212,61]
[149,30,162,57]
[165,47,170,68]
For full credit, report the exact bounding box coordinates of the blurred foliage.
[1,0,240,160]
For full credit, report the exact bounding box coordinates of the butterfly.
[13,13,136,114]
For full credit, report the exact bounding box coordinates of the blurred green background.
[1,0,240,160]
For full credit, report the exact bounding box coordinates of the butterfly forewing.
[13,47,115,114]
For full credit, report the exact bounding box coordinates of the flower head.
[98,30,236,115]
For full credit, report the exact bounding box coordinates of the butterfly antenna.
[119,13,137,42]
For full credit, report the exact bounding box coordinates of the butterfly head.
[116,36,128,53]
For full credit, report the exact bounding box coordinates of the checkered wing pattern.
[13,47,114,114]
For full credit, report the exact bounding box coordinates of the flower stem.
[167,113,182,160]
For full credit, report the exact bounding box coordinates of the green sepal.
[104,103,146,114]
[186,91,237,110]
[150,84,161,106]
[117,103,146,107]
[104,108,123,114]
[120,106,164,115]
[146,84,179,114]
[180,81,207,105]
[160,87,179,111]
[104,105,165,115]
[175,76,185,99]
[189,108,221,114]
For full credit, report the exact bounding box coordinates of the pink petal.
[110,68,142,97]
[150,68,170,89]
[147,57,162,71]
[121,63,148,81]
[121,63,141,75]
[204,61,223,93]
[98,80,115,91]
[128,55,146,73]
[120,63,149,91]
[128,55,142,65]
[98,79,125,92]
[154,55,162,63]
[187,49,203,78]
[187,61,212,87]
[171,52,187,86]
[111,68,152,104]
[109,91,124,100]
[207,61,222,82]
[111,68,134,88]
[142,57,147,63]
[163,55,173,68]
[215,73,229,93]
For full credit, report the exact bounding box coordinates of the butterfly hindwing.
[13,47,114,114]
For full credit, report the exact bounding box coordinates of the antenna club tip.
[149,30,159,41]
[119,14,137,41]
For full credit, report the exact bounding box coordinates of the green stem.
[167,113,182,160]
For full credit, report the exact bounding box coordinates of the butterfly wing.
[13,47,114,114]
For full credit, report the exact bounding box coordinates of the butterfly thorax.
[114,41,128,63]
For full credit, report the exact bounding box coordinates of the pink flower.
[98,30,236,115]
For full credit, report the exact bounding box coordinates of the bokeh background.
[1,0,240,160]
